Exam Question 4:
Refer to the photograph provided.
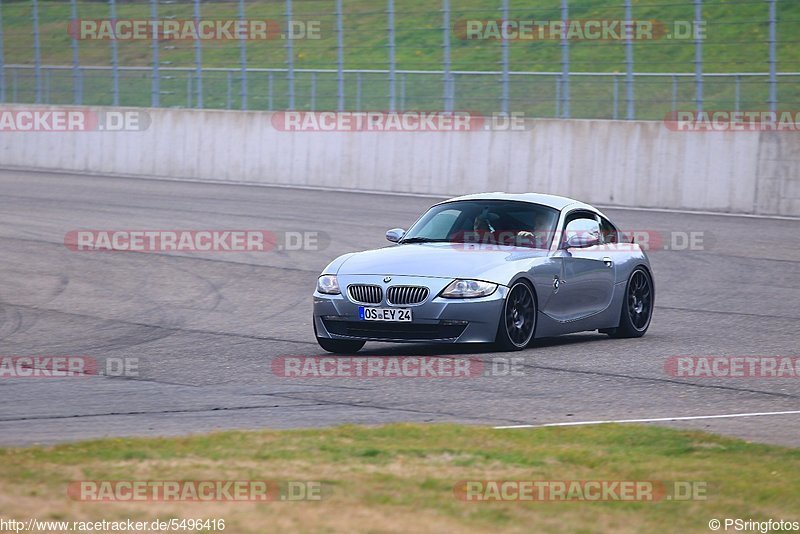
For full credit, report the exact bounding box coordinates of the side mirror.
[386,228,406,243]
[563,219,600,249]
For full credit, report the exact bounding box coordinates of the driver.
[467,210,550,249]
[515,212,552,249]
[473,213,494,233]
[460,211,498,246]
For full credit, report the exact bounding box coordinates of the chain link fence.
[1,0,798,119]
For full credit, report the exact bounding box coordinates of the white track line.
[494,410,800,429]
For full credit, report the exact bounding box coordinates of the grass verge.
[1,423,799,532]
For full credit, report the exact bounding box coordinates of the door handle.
[603,256,613,267]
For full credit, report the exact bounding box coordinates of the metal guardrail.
[0,0,795,119]
[5,65,798,120]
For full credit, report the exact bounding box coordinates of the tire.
[314,320,366,353]
[607,267,653,338]
[316,336,366,354]
[495,281,537,351]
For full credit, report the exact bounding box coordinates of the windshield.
[401,200,559,249]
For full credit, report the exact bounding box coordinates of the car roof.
[437,192,593,212]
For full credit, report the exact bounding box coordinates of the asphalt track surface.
[0,169,798,447]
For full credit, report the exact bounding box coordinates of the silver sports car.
[313,193,654,353]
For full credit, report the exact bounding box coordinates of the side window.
[599,216,619,244]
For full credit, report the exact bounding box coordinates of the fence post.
[238,0,247,109]
[150,0,159,107]
[735,75,740,112]
[612,75,619,119]
[442,0,452,112]
[193,0,202,107]
[336,0,344,110]
[226,71,232,109]
[400,73,406,111]
[68,0,81,104]
[285,0,294,110]
[624,0,634,119]
[0,1,5,103]
[356,72,362,110]
[311,72,317,111]
[500,0,509,115]
[560,0,570,118]
[388,0,396,111]
[109,0,119,105]
[694,0,703,113]
[767,0,776,113]
[672,75,677,112]
[32,0,42,104]
[555,75,560,117]
[268,72,274,110]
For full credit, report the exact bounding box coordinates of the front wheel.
[314,320,366,353]
[495,281,537,351]
[316,336,366,354]
[607,267,653,338]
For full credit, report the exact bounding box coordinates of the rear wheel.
[495,281,536,351]
[607,267,653,338]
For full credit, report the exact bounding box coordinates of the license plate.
[359,306,412,322]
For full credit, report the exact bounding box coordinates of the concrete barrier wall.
[1,105,798,216]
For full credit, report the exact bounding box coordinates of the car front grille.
[347,284,383,304]
[386,285,429,305]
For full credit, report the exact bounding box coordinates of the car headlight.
[440,279,497,298]
[317,275,341,295]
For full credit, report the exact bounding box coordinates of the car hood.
[335,243,550,282]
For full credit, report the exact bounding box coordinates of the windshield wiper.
[399,237,448,244]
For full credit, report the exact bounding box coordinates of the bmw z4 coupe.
[313,193,654,353]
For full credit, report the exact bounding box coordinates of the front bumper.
[313,275,508,344]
